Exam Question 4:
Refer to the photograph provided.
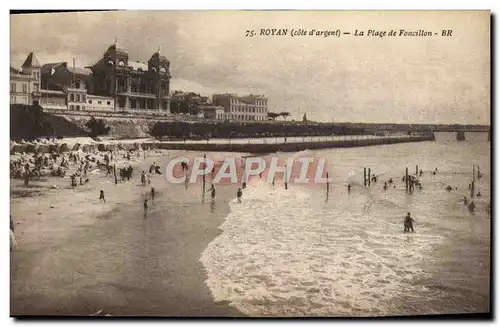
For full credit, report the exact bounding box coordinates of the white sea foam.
[200,179,445,317]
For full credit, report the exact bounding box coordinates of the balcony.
[117,90,170,99]
[117,91,156,99]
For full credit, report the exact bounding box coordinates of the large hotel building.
[212,93,268,121]
[10,41,171,113]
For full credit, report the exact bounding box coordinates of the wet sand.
[10,152,244,316]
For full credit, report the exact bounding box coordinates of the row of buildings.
[10,42,269,121]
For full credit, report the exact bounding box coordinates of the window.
[10,83,15,93]
[33,83,39,92]
[82,106,85,110]
[82,95,86,102]
[22,84,27,93]
[70,105,74,110]
[70,94,75,101]
[76,105,80,110]
[98,101,102,105]
[76,94,80,102]
[107,101,111,105]
[88,100,92,104]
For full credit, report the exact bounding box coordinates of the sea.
[199,132,491,317]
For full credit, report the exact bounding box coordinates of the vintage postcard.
[9,10,490,317]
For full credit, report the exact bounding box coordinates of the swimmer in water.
[347,184,351,192]
[463,197,468,205]
[404,212,415,233]
[446,185,453,191]
[383,182,387,191]
[468,201,476,212]
[477,192,482,197]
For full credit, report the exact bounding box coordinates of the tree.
[10,103,54,140]
[267,112,280,121]
[303,114,308,122]
[280,112,290,121]
[86,116,110,137]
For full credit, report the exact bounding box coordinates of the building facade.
[86,95,115,111]
[88,42,171,112]
[39,90,66,110]
[10,52,41,105]
[198,105,225,120]
[212,94,268,121]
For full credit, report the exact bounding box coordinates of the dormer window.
[118,61,125,67]
[151,67,157,72]
[160,67,166,73]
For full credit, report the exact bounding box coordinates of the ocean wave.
[199,180,443,317]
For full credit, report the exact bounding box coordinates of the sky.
[10,10,490,124]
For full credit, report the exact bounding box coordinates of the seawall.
[142,135,435,154]
[10,135,434,155]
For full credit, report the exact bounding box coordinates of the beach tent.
[59,143,69,153]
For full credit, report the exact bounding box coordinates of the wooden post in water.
[113,164,117,185]
[363,168,367,186]
[471,165,475,198]
[416,165,418,176]
[326,172,329,194]
[202,154,206,200]
[368,168,371,186]
[284,164,288,190]
[405,167,409,193]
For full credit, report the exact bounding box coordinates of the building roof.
[69,66,92,75]
[40,89,65,95]
[22,52,41,68]
[41,62,65,75]
[151,52,169,62]
[106,42,128,55]
[10,66,20,74]
[41,62,91,76]
[128,61,148,71]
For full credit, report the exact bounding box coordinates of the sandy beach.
[10,150,244,316]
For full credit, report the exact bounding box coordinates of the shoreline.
[10,151,245,316]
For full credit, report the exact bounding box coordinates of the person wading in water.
[206,185,216,199]
[404,212,415,233]
[143,199,149,218]
[237,188,242,203]
[99,190,106,203]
